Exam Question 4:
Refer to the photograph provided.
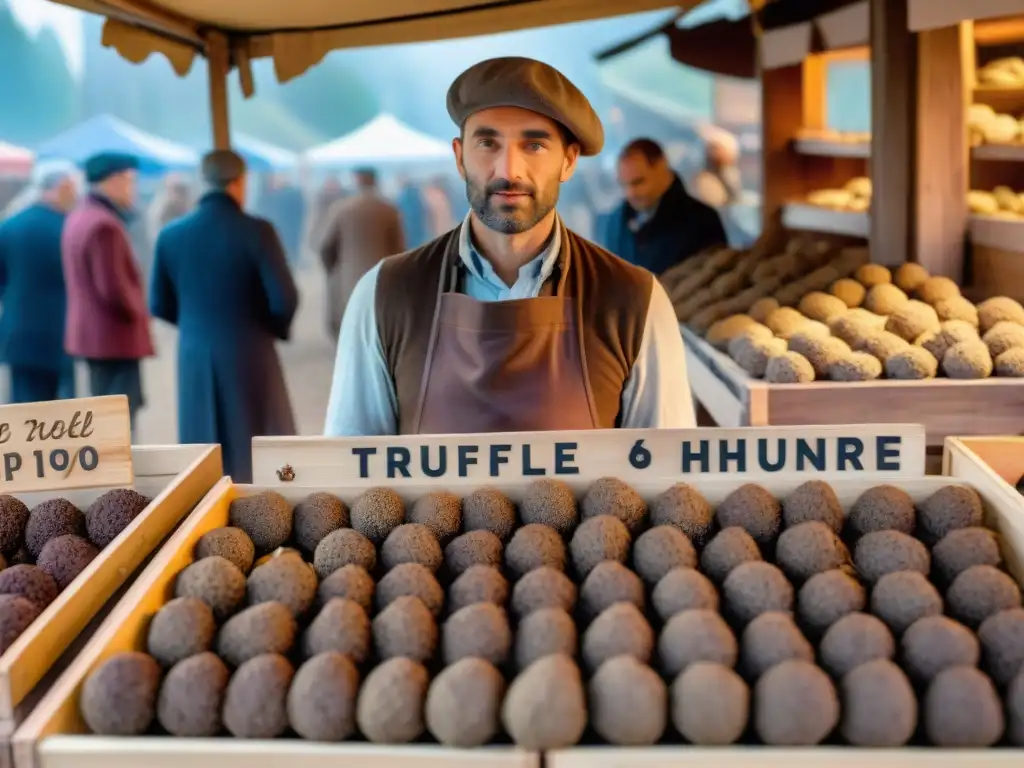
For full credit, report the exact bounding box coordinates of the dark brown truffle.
[854,530,930,584]
[516,607,577,669]
[193,527,255,574]
[222,653,294,738]
[589,656,667,745]
[85,488,149,548]
[700,526,762,584]
[146,596,215,668]
[819,612,896,678]
[847,485,915,537]
[313,527,376,579]
[351,487,405,545]
[376,562,444,616]
[902,615,980,683]
[81,651,161,735]
[580,560,644,618]
[216,601,297,667]
[933,527,1002,584]
[581,477,646,534]
[461,487,516,542]
[448,564,509,613]
[36,534,98,589]
[521,479,578,536]
[303,598,369,662]
[871,570,943,636]
[505,524,566,579]
[510,565,577,617]
[0,495,29,554]
[356,657,429,744]
[502,654,587,749]
[671,662,749,745]
[775,521,849,583]
[715,484,781,546]
[582,602,654,671]
[840,659,917,746]
[947,564,1022,628]
[292,492,347,556]
[569,514,631,578]
[0,564,58,610]
[173,555,246,621]
[317,564,374,613]
[372,595,438,662]
[444,530,503,575]
[923,666,1005,746]
[246,553,317,617]
[381,523,443,572]
[659,609,738,677]
[722,561,793,625]
[650,483,713,545]
[782,480,844,535]
[0,594,39,652]
[156,652,229,737]
[978,608,1024,687]
[227,491,292,554]
[633,525,696,585]
[797,568,866,636]
[917,485,983,542]
[25,498,84,558]
[287,652,359,741]
[652,567,719,621]
[426,657,505,747]
[408,490,460,544]
[442,602,511,666]
[740,611,814,679]
[753,660,839,746]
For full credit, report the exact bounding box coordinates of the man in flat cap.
[325,56,694,436]
[63,152,153,432]
[150,149,298,483]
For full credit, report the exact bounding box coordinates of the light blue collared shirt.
[324,215,695,435]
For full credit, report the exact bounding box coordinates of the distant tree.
[0,3,41,143]
[23,27,79,139]
[267,56,381,139]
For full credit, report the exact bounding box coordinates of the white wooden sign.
[252,424,926,487]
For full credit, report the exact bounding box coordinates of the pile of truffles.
[0,489,151,654]
[706,261,1024,382]
[77,479,1024,748]
[804,177,872,214]
[976,57,1024,90]
[968,104,1024,147]
[968,185,1024,221]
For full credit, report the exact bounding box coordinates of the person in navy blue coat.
[0,161,79,403]
[150,150,299,483]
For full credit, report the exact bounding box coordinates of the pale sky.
[7,0,84,76]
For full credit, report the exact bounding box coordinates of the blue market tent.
[230,134,298,172]
[35,114,199,175]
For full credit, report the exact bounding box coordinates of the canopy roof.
[36,114,198,173]
[0,140,33,177]
[54,0,696,87]
[304,114,451,167]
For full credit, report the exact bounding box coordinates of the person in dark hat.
[149,149,298,482]
[62,151,153,434]
[324,56,695,436]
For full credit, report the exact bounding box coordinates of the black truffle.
[80,651,161,735]
[0,564,58,610]
[0,594,39,652]
[156,652,229,737]
[292,492,347,556]
[317,564,374,613]
[376,562,444,616]
[658,609,738,677]
[372,595,438,662]
[740,611,814,679]
[650,483,713,545]
[25,498,84,558]
[722,561,793,625]
[978,608,1024,686]
[193,527,255,574]
[448,565,508,613]
[901,615,980,683]
[854,530,930,584]
[227,491,292,554]
[313,528,376,579]
[0,495,29,554]
[356,657,429,744]
[287,652,359,741]
[351,487,405,545]
[923,666,1005,747]
[146,596,215,667]
[505,524,566,579]
[671,662,749,745]
[173,555,246,621]
[753,660,839,746]
[871,571,943,636]
[516,607,577,669]
[775,521,849,583]
[381,523,442,572]
[222,653,294,738]
[569,514,631,578]
[510,566,577,617]
[85,488,149,548]
[819,612,896,678]
[1008,671,1024,745]
[247,553,317,617]
[581,477,646,534]
[932,527,1002,585]
[409,490,461,545]
[652,567,719,621]
[426,657,505,747]
[36,534,98,589]
[715,484,781,546]
[216,601,297,667]
[461,487,516,542]
[442,602,512,666]
[847,485,915,537]
[947,564,1022,628]
[917,485,983,543]
[632,525,696,585]
[582,602,654,671]
[444,530,503,575]
[303,597,369,662]
[797,568,866,636]
[589,656,667,746]
[521,479,578,536]
[782,480,844,534]
[840,659,917,746]
[502,654,587,749]
[700,526,762,584]
[580,560,644,619]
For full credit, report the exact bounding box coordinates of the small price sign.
[0,395,133,493]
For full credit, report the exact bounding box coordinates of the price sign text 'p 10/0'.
[0,395,133,493]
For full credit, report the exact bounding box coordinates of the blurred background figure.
[396,174,429,249]
[150,150,299,483]
[691,130,742,208]
[62,152,154,436]
[144,172,195,281]
[0,159,79,403]
[422,175,457,238]
[601,137,726,275]
[304,175,347,262]
[256,173,307,269]
[317,167,404,339]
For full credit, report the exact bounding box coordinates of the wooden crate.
[4,427,956,767]
[944,436,1024,524]
[0,444,222,768]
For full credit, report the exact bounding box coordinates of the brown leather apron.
[412,225,600,434]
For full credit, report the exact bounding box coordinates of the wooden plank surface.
[781,203,870,238]
[909,0,1024,31]
[549,748,1023,768]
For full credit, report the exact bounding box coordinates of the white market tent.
[232,133,298,171]
[0,141,33,177]
[304,114,451,168]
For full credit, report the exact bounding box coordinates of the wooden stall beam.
[205,31,231,150]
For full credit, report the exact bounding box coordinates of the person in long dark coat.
[150,150,299,483]
[0,161,79,403]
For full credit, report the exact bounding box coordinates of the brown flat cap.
[447,56,604,156]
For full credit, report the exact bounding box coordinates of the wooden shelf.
[782,202,871,237]
[909,0,1024,31]
[975,15,1024,45]
[793,138,871,157]
[970,213,1024,251]
[973,143,1024,161]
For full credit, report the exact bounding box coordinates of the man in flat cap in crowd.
[150,149,298,483]
[62,152,153,434]
[325,56,694,436]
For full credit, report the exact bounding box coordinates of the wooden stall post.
[205,31,231,150]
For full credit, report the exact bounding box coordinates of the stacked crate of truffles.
[71,476,1024,749]
[0,490,150,653]
[702,259,1024,382]
[804,177,872,214]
